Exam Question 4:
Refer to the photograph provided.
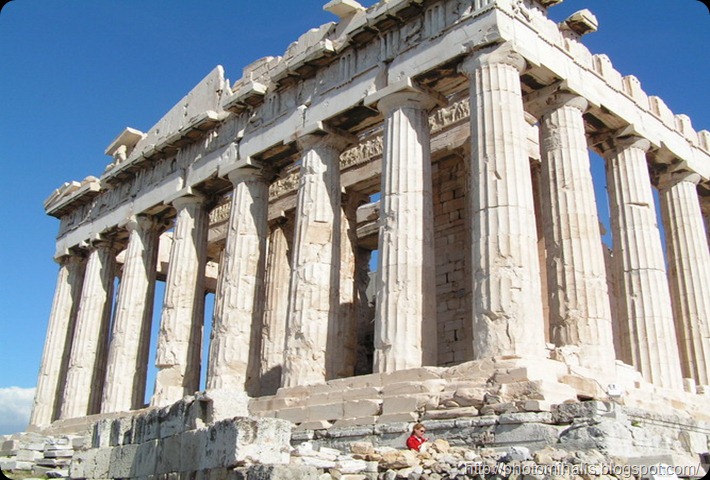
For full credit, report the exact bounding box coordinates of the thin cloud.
[0,386,35,435]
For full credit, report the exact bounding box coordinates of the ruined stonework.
[22,0,710,478]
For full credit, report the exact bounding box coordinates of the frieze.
[429,98,470,133]
[209,199,232,224]
[269,170,300,200]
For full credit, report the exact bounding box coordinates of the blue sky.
[0,0,707,434]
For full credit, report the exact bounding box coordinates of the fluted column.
[30,254,86,427]
[282,134,349,387]
[533,93,616,371]
[259,220,293,395]
[101,215,160,413]
[701,196,710,247]
[60,241,117,419]
[459,43,545,359]
[328,193,359,379]
[659,171,710,386]
[371,88,438,373]
[206,167,269,395]
[152,194,208,407]
[603,136,682,389]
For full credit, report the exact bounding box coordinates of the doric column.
[532,92,616,371]
[701,196,710,247]
[101,215,160,413]
[603,135,683,389]
[282,133,350,387]
[328,192,360,379]
[206,167,269,395]
[259,220,293,395]
[30,254,86,427]
[459,43,545,359]
[60,241,117,419]
[152,194,208,407]
[369,85,438,373]
[658,171,710,386]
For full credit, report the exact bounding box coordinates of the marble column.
[659,171,710,386]
[603,136,683,389]
[152,194,208,407]
[328,193,359,379]
[101,215,160,413]
[206,167,269,395]
[60,241,117,419]
[30,254,86,427]
[282,134,349,387]
[459,43,545,359]
[701,196,710,247]
[259,220,292,395]
[372,88,438,373]
[535,93,616,371]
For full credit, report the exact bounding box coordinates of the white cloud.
[0,386,36,435]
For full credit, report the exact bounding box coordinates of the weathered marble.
[282,134,350,387]
[101,215,160,413]
[60,242,117,419]
[460,43,545,359]
[259,220,293,395]
[30,255,86,427]
[371,86,438,373]
[659,171,710,387]
[206,167,269,396]
[152,195,209,407]
[604,136,683,390]
[534,92,616,372]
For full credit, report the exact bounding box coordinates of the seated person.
[406,423,429,451]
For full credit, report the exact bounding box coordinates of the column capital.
[171,192,206,210]
[294,121,357,153]
[364,78,446,116]
[598,134,651,159]
[121,214,159,233]
[459,42,526,76]
[526,88,588,119]
[227,164,272,186]
[657,169,701,191]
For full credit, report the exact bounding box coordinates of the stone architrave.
[101,215,160,413]
[282,133,350,387]
[534,92,616,371]
[152,194,209,407]
[604,136,683,389]
[259,220,293,395]
[460,43,545,359]
[30,254,86,427]
[371,87,438,373]
[60,241,117,419]
[206,167,269,395]
[659,171,710,386]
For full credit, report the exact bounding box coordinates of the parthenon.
[30,0,710,443]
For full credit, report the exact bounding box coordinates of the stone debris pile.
[0,431,86,478]
[290,439,703,480]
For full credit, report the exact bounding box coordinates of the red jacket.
[406,434,427,451]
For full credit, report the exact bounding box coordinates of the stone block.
[560,374,606,398]
[341,387,382,401]
[551,401,613,424]
[332,417,378,428]
[160,401,189,439]
[381,367,444,384]
[108,444,140,478]
[15,449,42,461]
[233,464,321,479]
[110,415,135,446]
[275,407,308,423]
[44,449,74,458]
[306,403,344,421]
[381,395,431,415]
[185,397,210,430]
[376,413,418,424]
[135,408,161,443]
[381,380,446,396]
[493,423,561,449]
[295,421,333,431]
[344,400,381,418]
[133,439,159,477]
[204,390,250,423]
[451,386,488,407]
[91,418,113,448]
[421,406,479,420]
[156,433,183,475]
[179,429,207,473]
[498,412,553,424]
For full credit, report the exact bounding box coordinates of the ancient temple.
[30,0,710,446]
